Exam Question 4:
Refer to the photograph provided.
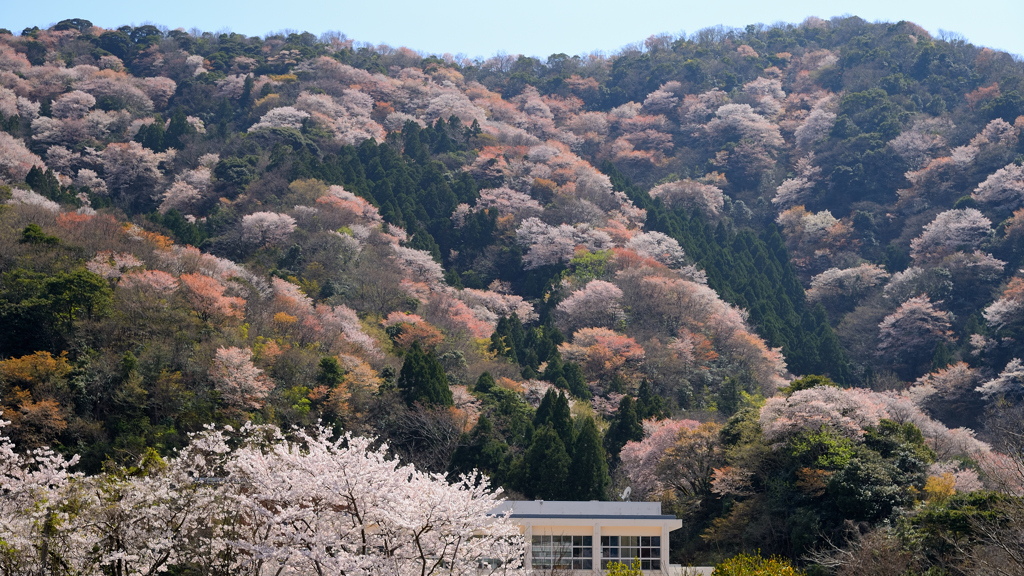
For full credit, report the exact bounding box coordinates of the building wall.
[496,501,682,574]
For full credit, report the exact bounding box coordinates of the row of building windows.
[531,535,593,569]
[601,535,662,570]
[530,535,662,571]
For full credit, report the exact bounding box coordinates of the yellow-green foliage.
[605,559,643,576]
[712,552,804,576]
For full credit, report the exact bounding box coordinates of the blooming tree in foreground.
[227,426,523,575]
[0,419,524,576]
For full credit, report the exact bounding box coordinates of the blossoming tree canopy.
[0,417,524,575]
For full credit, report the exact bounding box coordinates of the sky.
[5,0,1024,61]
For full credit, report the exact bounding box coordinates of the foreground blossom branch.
[0,417,525,576]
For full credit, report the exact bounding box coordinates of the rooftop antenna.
[619,486,631,502]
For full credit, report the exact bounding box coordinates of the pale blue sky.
[5,0,1023,60]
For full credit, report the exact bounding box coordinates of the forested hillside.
[2,15,1024,574]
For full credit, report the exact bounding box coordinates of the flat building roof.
[491,500,677,520]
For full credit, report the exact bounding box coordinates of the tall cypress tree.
[636,380,667,420]
[535,389,574,452]
[397,341,452,407]
[522,424,570,500]
[474,371,496,393]
[604,396,643,461]
[570,417,609,500]
[563,362,590,400]
[534,388,556,427]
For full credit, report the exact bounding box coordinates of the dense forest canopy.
[2,14,1024,575]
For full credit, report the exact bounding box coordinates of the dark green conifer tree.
[474,371,495,393]
[450,415,509,484]
[316,357,345,387]
[164,108,195,150]
[570,417,609,500]
[636,380,667,420]
[397,341,452,407]
[563,362,590,400]
[522,424,570,500]
[604,396,643,460]
[534,389,573,450]
[931,342,954,371]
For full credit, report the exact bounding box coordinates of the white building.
[491,500,684,574]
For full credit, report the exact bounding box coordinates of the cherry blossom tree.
[926,461,983,494]
[656,421,723,500]
[559,327,644,382]
[225,425,524,575]
[909,362,985,425]
[648,180,725,217]
[759,385,1015,490]
[294,91,384,145]
[986,276,1024,330]
[86,251,143,281]
[318,302,383,358]
[0,418,525,576]
[458,288,538,323]
[806,264,890,311]
[0,86,16,119]
[877,295,953,367]
[772,154,821,208]
[624,231,688,268]
[316,184,384,225]
[679,89,728,128]
[515,217,614,269]
[888,117,951,169]
[705,103,784,148]
[793,104,836,150]
[760,386,888,444]
[102,141,161,196]
[556,279,626,333]
[972,163,1024,207]
[977,358,1024,399]
[158,180,201,214]
[76,76,153,115]
[248,106,310,131]
[74,168,107,194]
[742,77,785,116]
[909,208,992,262]
[50,90,95,119]
[392,245,444,287]
[136,76,177,109]
[119,269,178,294]
[0,131,45,183]
[620,419,701,500]
[473,187,542,220]
[209,346,274,409]
[45,145,78,176]
[178,273,245,320]
[640,82,681,115]
[0,416,90,575]
[241,212,297,247]
[7,188,59,211]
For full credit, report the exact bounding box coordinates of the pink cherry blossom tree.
[241,212,297,247]
[910,208,992,262]
[209,346,274,409]
[556,279,626,333]
[877,295,953,367]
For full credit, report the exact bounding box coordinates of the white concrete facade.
[491,501,683,574]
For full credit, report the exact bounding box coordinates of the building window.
[531,535,593,570]
[600,535,661,570]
